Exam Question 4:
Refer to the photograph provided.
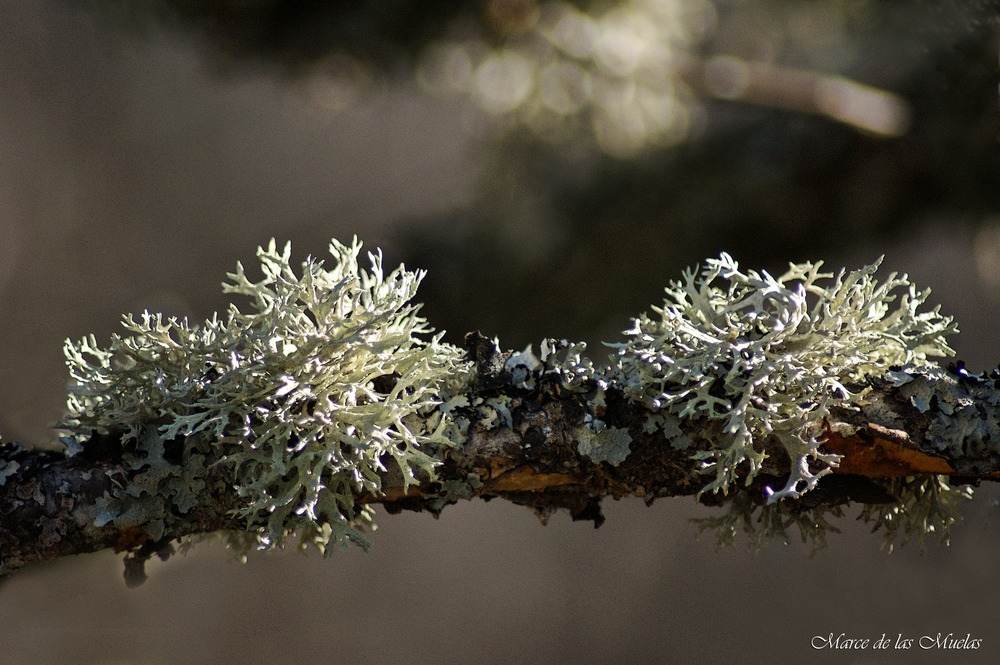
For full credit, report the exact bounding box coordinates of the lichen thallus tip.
[59,241,964,557]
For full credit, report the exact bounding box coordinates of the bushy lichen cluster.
[609,253,957,501]
[61,238,471,552]
[57,240,972,560]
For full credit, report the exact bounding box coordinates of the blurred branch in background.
[46,0,999,368]
[0,3,993,662]
[688,55,910,136]
[74,0,997,152]
[403,0,998,353]
[71,1,999,329]
[415,0,917,154]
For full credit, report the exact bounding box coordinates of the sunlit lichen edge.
[57,240,961,558]
[61,237,473,554]
[606,253,957,501]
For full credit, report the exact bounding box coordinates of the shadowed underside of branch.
[2,348,998,584]
[0,240,989,583]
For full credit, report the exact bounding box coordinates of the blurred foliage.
[77,0,585,69]
[57,0,1000,554]
[404,1,999,348]
[74,0,999,351]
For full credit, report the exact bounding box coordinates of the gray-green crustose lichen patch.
[607,253,956,502]
[889,365,1000,474]
[61,238,472,553]
[576,417,632,466]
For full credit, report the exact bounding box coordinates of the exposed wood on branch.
[2,356,998,581]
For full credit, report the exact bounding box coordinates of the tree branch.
[2,350,997,582]
[1,243,985,581]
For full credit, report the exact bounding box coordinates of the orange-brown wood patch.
[824,424,956,476]
[480,466,583,492]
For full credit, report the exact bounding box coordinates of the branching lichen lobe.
[60,238,473,555]
[604,254,957,501]
[16,240,989,579]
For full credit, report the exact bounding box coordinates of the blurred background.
[0,1,998,663]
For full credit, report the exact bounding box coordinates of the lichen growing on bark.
[53,241,972,563]
[61,238,471,552]
[607,253,957,501]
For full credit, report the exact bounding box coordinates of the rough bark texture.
[2,352,999,581]
[0,442,245,584]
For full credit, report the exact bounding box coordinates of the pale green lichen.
[425,473,484,513]
[0,460,18,487]
[475,396,515,430]
[56,242,969,558]
[694,476,973,554]
[539,338,597,390]
[859,476,973,553]
[609,253,956,502]
[693,491,846,553]
[577,417,632,466]
[61,237,472,552]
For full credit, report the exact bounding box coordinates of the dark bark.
[2,354,998,581]
[0,441,244,584]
